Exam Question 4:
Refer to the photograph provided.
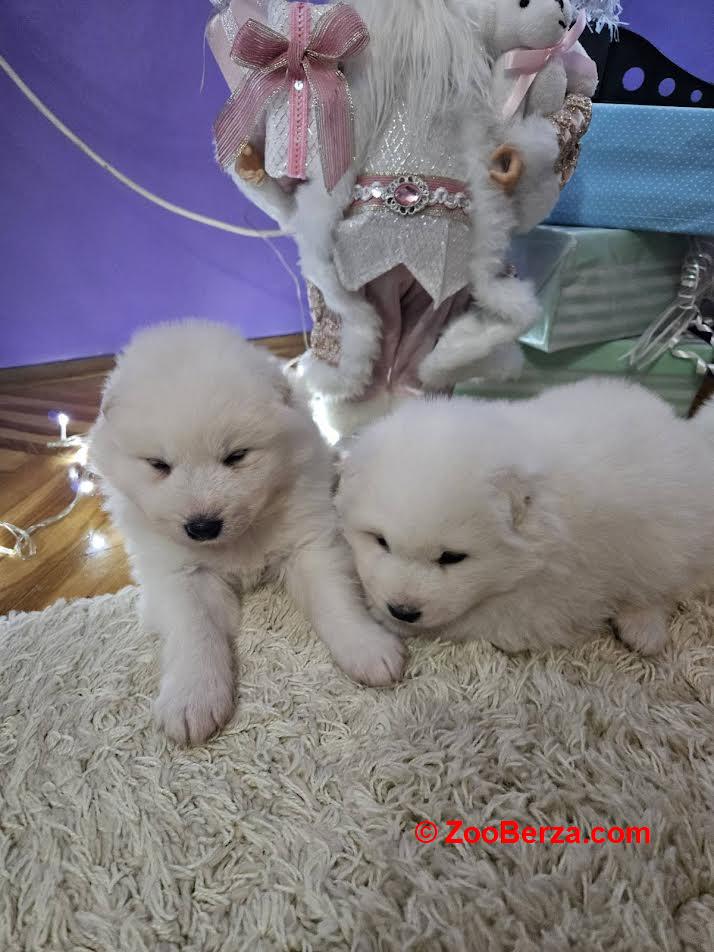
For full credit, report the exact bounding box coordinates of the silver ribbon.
[626,238,714,373]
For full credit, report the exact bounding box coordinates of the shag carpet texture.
[1,585,713,951]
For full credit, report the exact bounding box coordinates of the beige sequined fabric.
[549,94,593,188]
[307,284,342,367]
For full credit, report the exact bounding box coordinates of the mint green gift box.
[511,226,687,353]
[457,337,712,417]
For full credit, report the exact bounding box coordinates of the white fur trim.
[317,390,394,440]
[224,160,296,227]
[504,115,561,234]
[290,174,383,401]
[418,303,533,389]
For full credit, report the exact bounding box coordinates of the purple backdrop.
[0,1,308,369]
[0,0,710,368]
[624,0,714,84]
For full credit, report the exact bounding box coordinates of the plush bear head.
[480,0,577,55]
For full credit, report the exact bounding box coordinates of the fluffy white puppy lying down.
[89,321,404,744]
[337,380,714,655]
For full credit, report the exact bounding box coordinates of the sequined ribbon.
[501,11,597,120]
[214,2,369,192]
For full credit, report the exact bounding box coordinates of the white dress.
[333,105,473,308]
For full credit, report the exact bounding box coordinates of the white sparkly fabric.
[217,0,270,43]
[334,105,472,305]
[362,105,468,180]
[208,0,272,93]
[263,0,332,181]
[335,211,472,307]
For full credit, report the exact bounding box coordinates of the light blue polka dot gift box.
[547,104,714,236]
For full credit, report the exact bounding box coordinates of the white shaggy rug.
[1,587,714,952]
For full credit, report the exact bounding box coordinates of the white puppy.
[337,380,714,655]
[89,321,404,744]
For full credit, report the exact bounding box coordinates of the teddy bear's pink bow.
[214,2,369,192]
[501,10,597,120]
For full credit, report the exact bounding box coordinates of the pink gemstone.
[393,182,422,207]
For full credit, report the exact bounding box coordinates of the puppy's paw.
[332,625,406,687]
[154,669,234,745]
[616,606,669,657]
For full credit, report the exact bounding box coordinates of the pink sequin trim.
[287,3,311,180]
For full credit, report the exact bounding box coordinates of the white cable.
[0,53,288,240]
[0,491,84,560]
[263,236,310,350]
[0,428,92,561]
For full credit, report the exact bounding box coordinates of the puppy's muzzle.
[184,516,223,542]
[388,603,422,624]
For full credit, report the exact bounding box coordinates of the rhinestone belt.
[350,174,471,218]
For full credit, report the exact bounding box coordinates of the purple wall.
[1,0,710,368]
[625,0,714,83]
[0,1,306,369]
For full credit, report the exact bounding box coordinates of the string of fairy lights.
[0,414,103,561]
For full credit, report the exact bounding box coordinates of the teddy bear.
[416,0,598,393]
[485,0,599,120]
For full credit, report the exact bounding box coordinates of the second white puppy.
[90,321,404,745]
[337,380,714,655]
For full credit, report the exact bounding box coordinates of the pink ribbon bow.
[214,2,369,192]
[501,10,597,120]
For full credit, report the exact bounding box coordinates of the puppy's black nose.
[184,517,223,541]
[388,603,422,624]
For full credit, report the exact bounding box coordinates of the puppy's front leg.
[616,605,669,656]
[286,538,406,686]
[146,568,238,745]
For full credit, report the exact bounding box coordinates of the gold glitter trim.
[548,94,593,188]
[307,283,342,367]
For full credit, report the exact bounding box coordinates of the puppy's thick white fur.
[337,381,714,655]
[89,321,403,745]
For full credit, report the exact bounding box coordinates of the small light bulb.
[57,412,70,441]
[88,531,107,552]
[79,479,95,495]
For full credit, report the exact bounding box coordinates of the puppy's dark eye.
[374,534,390,552]
[223,450,248,466]
[438,551,468,566]
[519,0,530,7]
[147,458,171,475]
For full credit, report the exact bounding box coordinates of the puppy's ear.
[98,366,121,419]
[491,466,537,531]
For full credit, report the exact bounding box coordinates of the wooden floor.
[0,335,305,616]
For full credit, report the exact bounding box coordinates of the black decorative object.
[580,27,713,108]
